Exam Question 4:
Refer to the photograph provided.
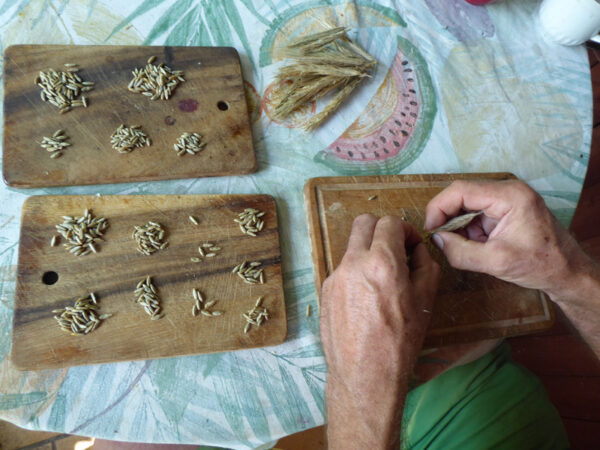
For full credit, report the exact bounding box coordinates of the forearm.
[547,254,600,358]
[320,217,439,449]
[326,379,408,450]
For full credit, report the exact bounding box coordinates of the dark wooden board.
[11,194,285,370]
[3,45,256,188]
[304,173,554,347]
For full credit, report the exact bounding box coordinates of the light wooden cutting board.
[3,45,256,188]
[12,195,286,370]
[304,173,554,347]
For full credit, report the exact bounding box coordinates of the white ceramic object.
[539,0,600,45]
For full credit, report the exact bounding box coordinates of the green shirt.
[402,342,569,449]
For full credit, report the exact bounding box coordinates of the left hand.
[320,215,440,449]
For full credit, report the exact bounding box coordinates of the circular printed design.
[314,36,437,174]
[244,80,262,123]
[260,2,436,174]
[261,80,317,128]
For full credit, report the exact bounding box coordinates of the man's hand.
[425,179,600,358]
[425,180,588,300]
[321,215,440,449]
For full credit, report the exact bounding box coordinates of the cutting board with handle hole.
[3,45,256,188]
[304,173,554,348]
[12,194,285,370]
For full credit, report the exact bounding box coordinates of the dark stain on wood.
[178,98,198,112]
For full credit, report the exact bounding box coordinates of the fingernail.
[431,233,444,250]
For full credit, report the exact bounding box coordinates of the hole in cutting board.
[217,101,229,111]
[42,271,59,285]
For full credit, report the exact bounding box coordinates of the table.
[0,1,591,448]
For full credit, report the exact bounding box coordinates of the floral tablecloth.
[0,1,591,448]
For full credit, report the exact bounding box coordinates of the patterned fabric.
[0,1,590,448]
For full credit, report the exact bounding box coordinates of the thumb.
[432,231,495,274]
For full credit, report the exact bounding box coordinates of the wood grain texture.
[304,173,554,348]
[11,195,285,370]
[2,45,256,188]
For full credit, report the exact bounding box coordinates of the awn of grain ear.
[271,27,376,130]
[428,211,483,236]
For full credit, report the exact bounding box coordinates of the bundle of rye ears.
[271,26,377,131]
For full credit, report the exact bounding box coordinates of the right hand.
[424,180,589,301]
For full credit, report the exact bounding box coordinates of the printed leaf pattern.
[0,392,47,410]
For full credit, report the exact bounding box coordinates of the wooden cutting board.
[12,195,286,370]
[304,173,554,347]
[3,45,256,188]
